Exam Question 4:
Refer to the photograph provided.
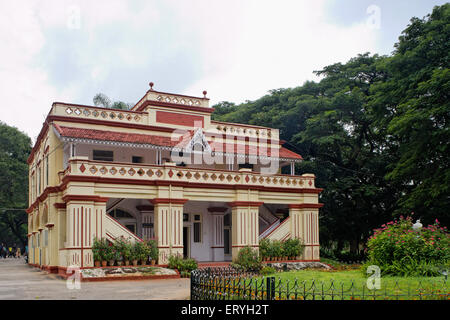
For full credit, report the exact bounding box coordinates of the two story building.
[26,83,322,272]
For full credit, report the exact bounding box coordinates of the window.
[132,156,143,164]
[193,214,202,243]
[37,167,41,194]
[183,213,189,222]
[110,209,134,218]
[93,150,114,161]
[45,156,49,186]
[238,163,254,170]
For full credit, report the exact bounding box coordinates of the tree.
[0,122,32,247]
[369,4,450,226]
[93,93,132,110]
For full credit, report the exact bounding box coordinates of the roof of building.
[53,124,302,160]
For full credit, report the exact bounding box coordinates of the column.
[229,201,262,261]
[208,207,227,262]
[289,204,323,261]
[151,199,187,264]
[63,195,108,268]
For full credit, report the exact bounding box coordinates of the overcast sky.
[0,0,447,141]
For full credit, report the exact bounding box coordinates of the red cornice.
[289,203,324,209]
[150,198,188,205]
[62,195,109,203]
[228,201,264,208]
[27,186,62,214]
[54,203,67,209]
[137,100,215,114]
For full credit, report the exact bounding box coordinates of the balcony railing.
[51,103,148,125]
[62,157,316,189]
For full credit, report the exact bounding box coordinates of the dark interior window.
[93,150,114,161]
[238,163,254,170]
[132,156,143,163]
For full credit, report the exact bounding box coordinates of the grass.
[257,259,449,300]
[201,259,449,300]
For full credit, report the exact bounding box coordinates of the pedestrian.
[8,246,13,258]
[16,247,21,258]
[0,243,3,259]
[2,246,6,259]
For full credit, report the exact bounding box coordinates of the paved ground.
[0,258,190,300]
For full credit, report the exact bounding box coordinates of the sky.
[0,0,447,142]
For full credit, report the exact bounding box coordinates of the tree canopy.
[0,122,32,247]
[212,4,450,255]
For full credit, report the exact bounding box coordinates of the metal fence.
[190,267,449,300]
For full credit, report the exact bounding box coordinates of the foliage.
[363,216,450,276]
[281,238,304,258]
[0,122,32,247]
[133,241,150,261]
[113,237,132,261]
[92,237,110,261]
[232,246,262,272]
[260,266,276,276]
[146,239,159,261]
[269,240,283,258]
[168,254,198,272]
[212,4,450,253]
[93,93,132,110]
[259,238,271,259]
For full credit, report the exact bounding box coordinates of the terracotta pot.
[151,260,156,266]
[101,261,107,267]
[132,260,138,266]
[125,260,130,266]
[117,261,123,266]
[94,261,100,267]
[290,256,295,261]
[141,260,146,266]
[109,260,115,266]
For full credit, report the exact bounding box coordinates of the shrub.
[146,239,159,261]
[168,254,198,272]
[260,266,276,276]
[232,246,262,272]
[282,238,304,258]
[114,237,132,261]
[364,216,449,276]
[259,238,271,259]
[133,241,150,262]
[270,240,283,258]
[92,237,109,261]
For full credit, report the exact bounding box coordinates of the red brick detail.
[289,203,324,209]
[228,201,264,208]
[156,111,204,128]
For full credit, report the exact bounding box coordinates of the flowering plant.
[364,216,449,276]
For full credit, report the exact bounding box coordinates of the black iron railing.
[190,267,449,300]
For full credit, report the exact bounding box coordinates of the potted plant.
[92,237,103,267]
[113,238,123,266]
[117,237,132,266]
[106,246,115,266]
[271,240,283,261]
[259,239,270,262]
[130,242,139,266]
[147,239,158,265]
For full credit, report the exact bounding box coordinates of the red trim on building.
[228,201,264,208]
[62,195,109,203]
[289,203,324,209]
[156,110,204,127]
[150,198,188,205]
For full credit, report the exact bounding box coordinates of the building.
[26,83,322,272]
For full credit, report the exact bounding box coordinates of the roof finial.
[149,82,154,90]
[203,90,207,98]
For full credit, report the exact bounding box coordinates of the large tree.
[212,4,449,255]
[0,122,32,247]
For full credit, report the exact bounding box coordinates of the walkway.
[0,258,190,300]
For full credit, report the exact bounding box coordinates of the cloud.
[176,0,380,105]
[0,0,381,141]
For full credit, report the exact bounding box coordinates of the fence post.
[266,277,275,300]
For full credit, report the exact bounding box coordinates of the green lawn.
[256,266,449,300]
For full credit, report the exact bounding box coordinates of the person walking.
[0,243,3,259]
[15,247,21,258]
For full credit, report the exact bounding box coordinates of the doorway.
[183,227,190,258]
